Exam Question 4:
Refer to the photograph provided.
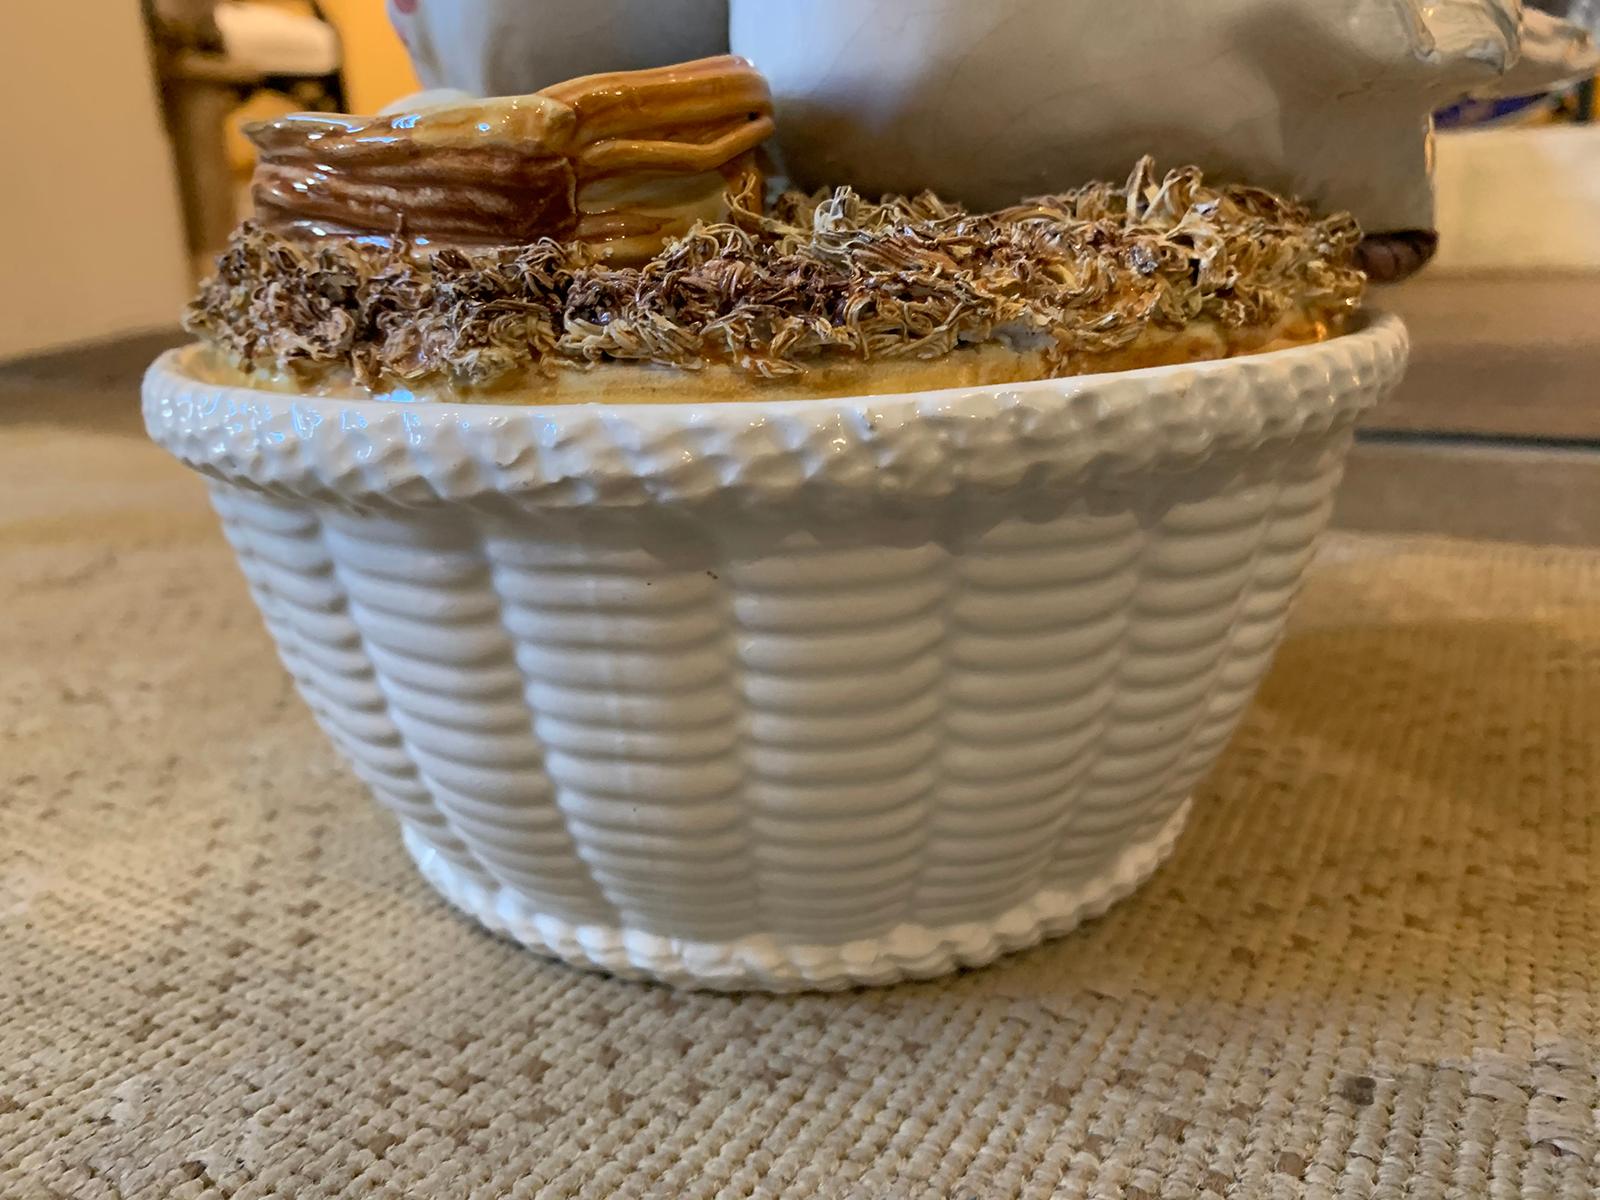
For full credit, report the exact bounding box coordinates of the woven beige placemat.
[2,426,1597,1199]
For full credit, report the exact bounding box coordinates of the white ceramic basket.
[144,314,1407,990]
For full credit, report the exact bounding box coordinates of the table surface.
[3,392,1599,1198]
[1363,273,1600,441]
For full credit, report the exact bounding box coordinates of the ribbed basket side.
[481,512,759,941]
[728,528,950,944]
[209,434,1348,955]
[315,509,614,925]
[208,486,477,876]
[1095,478,1283,860]
[1151,438,1350,819]
[922,507,1142,925]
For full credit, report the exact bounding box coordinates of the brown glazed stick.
[243,56,774,262]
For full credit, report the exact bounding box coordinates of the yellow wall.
[0,4,190,358]
[1432,125,1600,272]
[319,0,421,112]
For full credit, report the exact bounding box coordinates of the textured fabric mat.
[2,426,1597,1199]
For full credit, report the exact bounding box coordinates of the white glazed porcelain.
[387,0,1595,234]
[144,315,1408,990]
[391,0,730,97]
[730,0,1597,228]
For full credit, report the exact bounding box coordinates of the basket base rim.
[403,800,1191,992]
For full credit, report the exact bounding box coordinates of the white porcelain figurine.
[389,0,1593,274]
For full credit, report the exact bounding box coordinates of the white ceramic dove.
[390,0,728,98]
[730,0,1595,232]
[388,0,1595,246]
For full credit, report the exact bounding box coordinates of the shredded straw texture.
[186,158,1365,389]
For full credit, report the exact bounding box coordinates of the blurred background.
[2,0,1598,542]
